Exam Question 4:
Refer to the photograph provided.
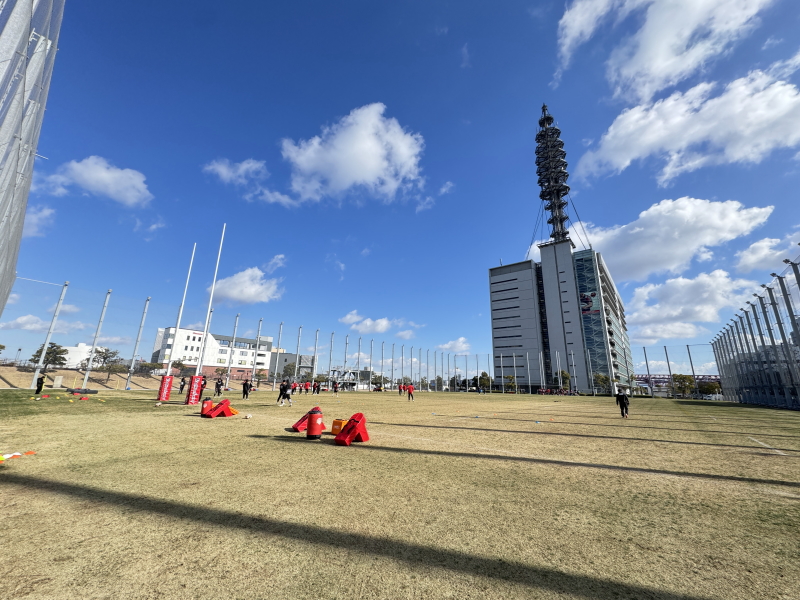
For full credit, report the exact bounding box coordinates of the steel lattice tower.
[535,104,570,242]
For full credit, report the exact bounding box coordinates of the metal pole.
[539,351,544,393]
[512,352,517,393]
[273,322,284,390]
[251,318,263,384]
[381,341,385,390]
[758,293,791,406]
[401,344,405,385]
[556,351,562,389]
[328,332,334,388]
[447,353,451,392]
[427,349,430,390]
[225,313,240,387]
[343,334,349,389]
[357,337,362,391]
[166,243,195,376]
[642,347,653,397]
[369,339,373,390]
[310,329,319,384]
[31,281,69,389]
[391,343,395,390]
[196,308,214,377]
[82,290,112,389]
[765,285,800,396]
[526,352,531,394]
[410,346,414,387]
[293,325,302,382]
[419,348,422,389]
[126,297,150,390]
[687,345,699,398]
[433,351,437,391]
[196,224,226,376]
[664,346,675,398]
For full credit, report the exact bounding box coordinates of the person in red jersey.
[407,383,415,402]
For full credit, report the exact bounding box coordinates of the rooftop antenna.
[536,104,571,243]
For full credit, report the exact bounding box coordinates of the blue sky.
[3,0,800,376]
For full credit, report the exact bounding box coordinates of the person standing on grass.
[36,375,45,394]
[214,378,223,397]
[398,383,404,396]
[333,380,339,397]
[616,388,630,418]
[179,377,186,393]
[282,379,293,407]
[201,375,207,395]
[304,380,311,395]
[242,378,251,400]
[277,380,286,405]
[407,383,415,402]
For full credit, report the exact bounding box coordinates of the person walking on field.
[282,379,293,407]
[277,380,286,405]
[242,379,251,400]
[398,383,404,396]
[179,377,186,393]
[214,378,223,397]
[333,380,339,397]
[407,383,415,402]
[35,375,45,394]
[304,380,311,395]
[616,388,630,418]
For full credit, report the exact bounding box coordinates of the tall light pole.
[196,224,226,376]
[225,313,240,387]
[82,290,112,389]
[250,318,263,385]
[166,243,195,377]
[293,326,302,382]
[126,297,150,390]
[272,322,283,390]
[30,280,68,389]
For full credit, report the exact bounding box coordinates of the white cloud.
[361,247,371,256]
[627,270,758,344]
[47,303,80,314]
[437,337,471,353]
[460,43,471,68]
[0,314,89,334]
[435,25,449,35]
[408,321,425,329]
[183,322,205,330]
[211,267,284,304]
[351,318,395,334]
[264,254,286,274]
[22,205,55,237]
[438,181,454,195]
[281,103,425,203]
[577,52,800,184]
[396,330,414,340]
[96,336,132,346]
[735,228,800,272]
[527,197,772,281]
[556,0,774,101]
[415,196,435,213]
[7,293,20,304]
[203,158,268,185]
[146,218,165,233]
[763,36,783,50]
[41,156,153,207]
[339,310,364,324]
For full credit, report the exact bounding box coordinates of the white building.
[61,342,107,369]
[151,326,275,379]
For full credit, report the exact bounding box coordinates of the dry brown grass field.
[1,388,798,600]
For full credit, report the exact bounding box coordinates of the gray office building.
[488,106,633,393]
[0,0,65,316]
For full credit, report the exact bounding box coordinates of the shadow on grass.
[262,436,799,488]
[369,422,800,453]
[0,472,712,600]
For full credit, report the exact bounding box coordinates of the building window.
[186,336,190,341]
[238,360,247,365]
[166,344,172,349]
[240,351,248,356]
[219,349,227,354]
[218,359,226,364]
[184,346,188,350]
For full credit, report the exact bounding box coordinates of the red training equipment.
[334,412,369,446]
[306,408,326,439]
[200,399,213,416]
[291,406,322,432]
[158,375,173,403]
[184,375,203,405]
[202,399,236,418]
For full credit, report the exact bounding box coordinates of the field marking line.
[748,437,787,456]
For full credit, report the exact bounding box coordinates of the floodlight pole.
[369,339,373,390]
[391,343,395,390]
[196,308,214,375]
[381,341,385,390]
[250,318,263,384]
[664,346,675,398]
[293,326,302,382]
[401,344,405,384]
[357,337,362,391]
[427,349,430,391]
[526,352,531,394]
[311,329,319,383]
[272,322,283,390]
[30,280,69,389]
[343,334,349,387]
[196,224,226,376]
[225,313,240,387]
[126,296,150,390]
[82,289,112,389]
[419,348,422,389]
[166,243,195,377]
[642,347,652,397]
[328,332,334,387]
[447,353,451,392]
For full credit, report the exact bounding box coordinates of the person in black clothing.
[201,376,207,395]
[179,377,186,393]
[242,379,251,400]
[214,378,223,397]
[615,388,630,418]
[277,380,286,404]
[35,375,45,394]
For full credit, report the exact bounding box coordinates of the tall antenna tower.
[535,104,570,243]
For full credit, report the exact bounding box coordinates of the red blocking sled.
[334,413,369,446]
[292,406,322,432]
[202,399,238,418]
